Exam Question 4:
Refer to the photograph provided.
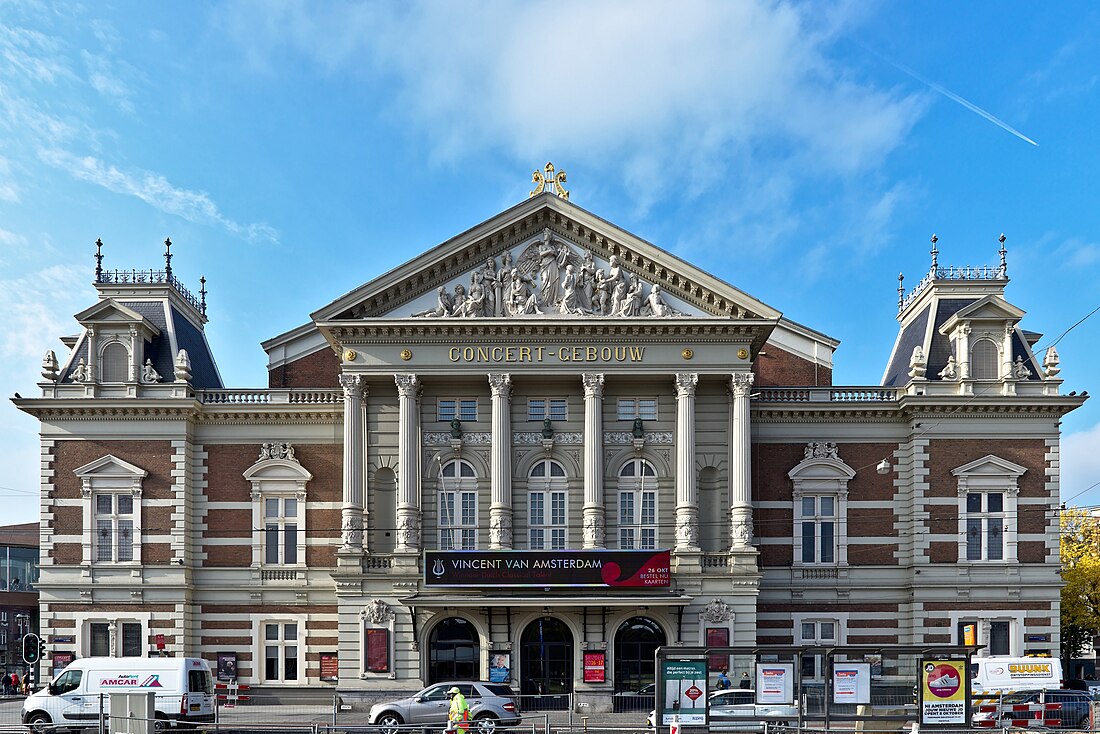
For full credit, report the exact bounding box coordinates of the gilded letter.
[586,346,597,361]
[449,347,460,362]
[520,346,532,362]
[630,347,645,361]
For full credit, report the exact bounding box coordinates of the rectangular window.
[90,623,110,657]
[439,491,478,550]
[799,619,839,679]
[799,496,836,564]
[989,621,1010,656]
[438,399,478,423]
[94,493,135,563]
[528,398,568,422]
[529,490,567,550]
[263,497,299,565]
[619,489,658,550]
[617,398,657,421]
[121,622,142,656]
[965,492,1005,561]
[263,622,299,682]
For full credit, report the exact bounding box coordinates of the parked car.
[647,690,797,732]
[367,681,520,734]
[613,683,655,713]
[971,689,1093,731]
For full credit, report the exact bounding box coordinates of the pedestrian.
[716,669,731,690]
[739,672,751,689]
[447,686,470,734]
[22,671,30,695]
[2,674,9,695]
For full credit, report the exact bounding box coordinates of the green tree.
[1061,508,1100,667]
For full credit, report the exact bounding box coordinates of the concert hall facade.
[15,182,1084,700]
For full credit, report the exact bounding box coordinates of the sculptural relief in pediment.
[410,228,692,319]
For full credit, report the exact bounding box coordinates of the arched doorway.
[520,617,573,702]
[428,617,479,684]
[614,616,665,710]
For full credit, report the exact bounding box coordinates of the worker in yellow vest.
[447,686,470,734]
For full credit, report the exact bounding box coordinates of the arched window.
[614,616,665,696]
[617,459,657,550]
[971,339,999,379]
[100,342,129,382]
[439,459,478,550]
[428,617,478,683]
[528,459,568,550]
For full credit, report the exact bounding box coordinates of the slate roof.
[882,304,931,387]
[172,305,223,388]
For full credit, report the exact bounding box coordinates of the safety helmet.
[448,687,461,696]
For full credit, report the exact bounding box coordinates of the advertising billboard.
[920,659,968,725]
[660,660,708,726]
[425,549,670,587]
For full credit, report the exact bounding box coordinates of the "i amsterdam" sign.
[424,550,671,588]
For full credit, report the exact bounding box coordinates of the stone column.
[957,324,971,379]
[338,375,367,553]
[582,373,605,549]
[395,374,421,552]
[729,372,755,548]
[674,373,700,551]
[488,373,513,549]
[1002,323,1015,379]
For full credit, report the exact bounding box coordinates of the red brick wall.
[753,346,832,387]
[269,348,340,388]
[52,440,174,501]
[925,439,1048,499]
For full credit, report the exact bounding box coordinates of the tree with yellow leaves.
[1061,507,1100,668]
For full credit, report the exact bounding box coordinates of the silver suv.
[368,681,521,734]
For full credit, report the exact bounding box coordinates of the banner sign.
[660,660,708,726]
[425,550,670,587]
[583,652,606,683]
[490,652,512,683]
[920,659,968,725]
[756,664,794,704]
[833,662,871,704]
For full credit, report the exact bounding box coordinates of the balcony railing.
[754,387,901,403]
[198,389,342,405]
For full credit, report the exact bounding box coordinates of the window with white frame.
[100,341,130,382]
[95,492,135,562]
[798,618,839,678]
[618,458,657,550]
[617,398,657,421]
[953,455,1024,564]
[954,614,1021,656]
[264,496,300,565]
[244,446,312,569]
[438,399,478,423]
[75,455,147,566]
[263,621,300,682]
[528,398,567,422]
[788,446,853,567]
[439,459,478,550]
[528,459,568,550]
[83,618,146,657]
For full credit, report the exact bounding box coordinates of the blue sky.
[1,1,1098,524]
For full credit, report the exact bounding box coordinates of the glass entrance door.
[520,617,573,707]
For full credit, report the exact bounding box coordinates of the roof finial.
[95,238,104,280]
[530,162,569,200]
[929,233,939,272]
[998,233,1007,277]
[897,272,905,311]
[200,276,207,316]
[164,237,173,280]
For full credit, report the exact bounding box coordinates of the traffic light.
[39,638,46,662]
[22,633,40,664]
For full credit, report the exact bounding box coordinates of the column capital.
[395,373,420,398]
[488,372,512,397]
[729,371,755,398]
[582,373,605,398]
[674,372,698,398]
[339,374,368,400]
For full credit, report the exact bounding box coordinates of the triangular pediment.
[311,195,782,324]
[951,455,1027,478]
[944,295,1025,325]
[74,454,148,480]
[74,299,160,335]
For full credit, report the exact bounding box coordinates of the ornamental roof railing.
[899,263,1007,312]
[754,387,902,402]
[96,269,206,316]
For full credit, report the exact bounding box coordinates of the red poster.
[707,628,729,672]
[366,629,389,673]
[156,634,165,650]
[320,653,339,681]
[583,652,606,683]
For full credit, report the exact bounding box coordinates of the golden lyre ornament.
[530,162,569,200]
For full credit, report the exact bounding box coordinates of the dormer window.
[100,341,130,382]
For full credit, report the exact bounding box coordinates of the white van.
[971,656,1062,697]
[22,657,215,731]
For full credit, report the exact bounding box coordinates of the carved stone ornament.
[41,350,59,381]
[583,515,605,546]
[938,355,959,380]
[71,357,90,383]
[141,358,161,383]
[174,349,192,383]
[604,431,673,445]
[341,516,364,548]
[425,432,492,445]
[731,516,753,545]
[582,373,605,398]
[803,442,839,460]
[515,431,581,445]
[489,515,513,546]
[411,232,686,320]
[676,517,698,545]
[1043,346,1061,377]
[259,442,298,462]
[394,374,419,397]
[339,374,368,401]
[397,514,421,548]
[729,372,754,398]
[1011,355,1032,379]
[701,599,734,623]
[488,373,513,398]
[908,346,927,379]
[675,372,698,398]
[364,599,396,624]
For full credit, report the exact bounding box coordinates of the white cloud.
[81,49,139,114]
[0,263,91,362]
[37,148,280,244]
[1063,420,1100,507]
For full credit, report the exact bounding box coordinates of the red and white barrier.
[214,681,250,707]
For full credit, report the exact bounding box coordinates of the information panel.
[660,660,708,726]
[833,662,871,704]
[425,550,670,587]
[756,663,794,704]
[920,659,968,726]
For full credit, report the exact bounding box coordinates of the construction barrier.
[215,681,251,707]
[973,701,1063,728]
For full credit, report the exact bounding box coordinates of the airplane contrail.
[863,44,1038,147]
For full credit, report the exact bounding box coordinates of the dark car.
[972,689,1093,731]
[367,681,520,734]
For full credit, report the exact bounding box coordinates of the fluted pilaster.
[581,373,605,548]
[674,373,699,550]
[729,371,754,548]
[489,373,513,549]
[395,374,421,552]
[339,375,367,553]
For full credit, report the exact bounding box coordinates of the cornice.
[195,409,341,426]
[320,319,774,343]
[14,398,341,425]
[752,396,1082,423]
